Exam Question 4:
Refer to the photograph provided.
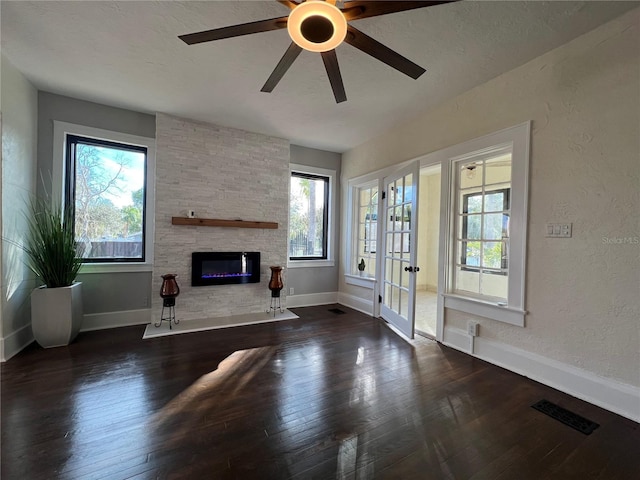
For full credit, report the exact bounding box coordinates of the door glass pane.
[385,283,393,308]
[403,204,411,230]
[394,206,402,230]
[401,263,409,288]
[386,257,393,283]
[403,174,413,202]
[400,289,408,317]
[393,285,400,312]
[392,260,401,286]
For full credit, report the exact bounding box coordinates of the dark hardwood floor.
[2,305,638,479]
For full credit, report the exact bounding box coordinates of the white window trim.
[345,175,380,282]
[344,273,377,289]
[438,122,530,326]
[52,121,156,274]
[288,163,336,268]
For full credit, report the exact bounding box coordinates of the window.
[443,122,530,326]
[345,173,381,288]
[355,185,378,276]
[289,165,334,265]
[53,121,155,271]
[455,155,511,299]
[65,135,147,262]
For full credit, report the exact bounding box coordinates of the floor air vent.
[531,399,600,435]
[328,308,346,315]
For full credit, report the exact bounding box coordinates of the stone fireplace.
[153,113,289,322]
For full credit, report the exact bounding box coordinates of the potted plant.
[358,258,366,276]
[25,200,84,348]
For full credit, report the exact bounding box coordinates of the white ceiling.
[2,1,637,152]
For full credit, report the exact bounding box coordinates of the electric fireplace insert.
[192,252,260,286]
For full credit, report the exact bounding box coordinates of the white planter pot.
[31,282,83,348]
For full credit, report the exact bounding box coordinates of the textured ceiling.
[2,1,637,152]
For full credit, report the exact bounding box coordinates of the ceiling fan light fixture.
[287,0,347,53]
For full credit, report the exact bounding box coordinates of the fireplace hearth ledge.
[142,309,299,339]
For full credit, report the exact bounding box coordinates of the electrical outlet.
[467,321,479,337]
[289,287,294,295]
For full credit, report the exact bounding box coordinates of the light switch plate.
[546,223,572,238]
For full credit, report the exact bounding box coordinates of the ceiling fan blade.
[277,0,300,10]
[261,42,303,93]
[179,16,288,45]
[342,1,457,22]
[321,50,347,104]
[345,25,425,79]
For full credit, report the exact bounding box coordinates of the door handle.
[415,267,420,272]
[404,266,414,272]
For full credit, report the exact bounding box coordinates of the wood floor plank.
[2,305,639,480]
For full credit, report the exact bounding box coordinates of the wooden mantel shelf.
[171,217,278,229]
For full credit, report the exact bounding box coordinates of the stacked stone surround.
[153,113,289,321]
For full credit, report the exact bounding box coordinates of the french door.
[380,162,419,338]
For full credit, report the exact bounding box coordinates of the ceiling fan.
[179,0,458,103]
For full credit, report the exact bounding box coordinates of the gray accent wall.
[37,92,156,314]
[288,145,341,296]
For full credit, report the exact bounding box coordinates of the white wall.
[0,55,38,360]
[340,9,639,412]
[153,113,290,322]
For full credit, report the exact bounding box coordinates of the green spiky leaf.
[24,200,83,288]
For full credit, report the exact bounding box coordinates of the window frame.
[64,134,149,263]
[287,164,335,268]
[357,185,378,264]
[440,122,530,327]
[345,173,382,289]
[353,180,379,277]
[289,171,329,261]
[52,121,156,273]
[460,187,510,274]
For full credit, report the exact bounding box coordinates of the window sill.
[287,259,335,269]
[443,293,526,327]
[79,263,153,274]
[344,274,376,289]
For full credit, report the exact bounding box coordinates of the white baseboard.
[81,308,151,332]
[286,292,338,308]
[1,324,34,362]
[337,292,374,316]
[442,326,473,354]
[442,326,640,423]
